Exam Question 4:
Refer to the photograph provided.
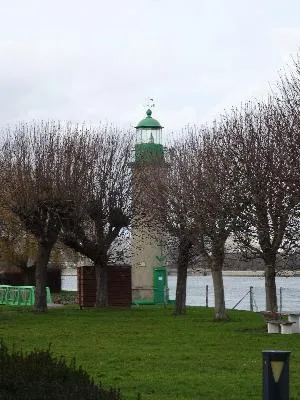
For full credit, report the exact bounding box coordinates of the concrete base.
[288,314,300,333]
[281,322,294,334]
[267,320,295,334]
[267,321,281,334]
[132,287,153,301]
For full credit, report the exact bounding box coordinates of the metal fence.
[167,284,300,312]
[61,272,300,312]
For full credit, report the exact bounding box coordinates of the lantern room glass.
[136,128,162,145]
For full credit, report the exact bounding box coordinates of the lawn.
[0,305,300,399]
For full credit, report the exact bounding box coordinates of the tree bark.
[211,266,227,321]
[35,242,52,312]
[175,238,192,316]
[95,256,108,307]
[208,239,228,321]
[210,244,228,321]
[264,261,277,312]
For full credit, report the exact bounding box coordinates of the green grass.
[1,305,300,399]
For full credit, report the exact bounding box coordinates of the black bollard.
[262,350,291,400]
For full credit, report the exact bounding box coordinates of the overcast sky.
[0,0,299,136]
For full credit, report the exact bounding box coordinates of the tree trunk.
[175,260,188,315]
[175,238,192,316]
[95,256,108,307]
[35,242,52,312]
[210,243,228,321]
[264,261,277,312]
[211,266,227,321]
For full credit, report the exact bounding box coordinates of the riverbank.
[168,269,300,277]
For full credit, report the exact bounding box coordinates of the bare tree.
[134,139,198,315]
[182,120,246,320]
[138,123,245,320]
[61,128,133,307]
[166,145,197,316]
[234,99,300,312]
[0,122,90,311]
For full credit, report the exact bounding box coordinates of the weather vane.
[144,98,155,109]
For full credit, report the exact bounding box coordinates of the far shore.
[223,270,263,277]
[168,269,300,277]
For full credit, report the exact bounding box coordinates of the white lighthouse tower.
[131,107,169,304]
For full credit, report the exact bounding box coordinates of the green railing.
[0,285,52,306]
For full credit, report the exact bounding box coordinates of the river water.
[167,275,300,312]
[62,271,300,312]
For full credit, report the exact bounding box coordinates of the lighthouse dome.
[135,109,163,129]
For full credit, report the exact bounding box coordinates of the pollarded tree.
[234,99,300,312]
[135,138,201,315]
[0,122,91,311]
[185,118,247,321]
[165,143,199,315]
[137,126,245,319]
[60,128,133,307]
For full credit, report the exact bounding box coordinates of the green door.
[153,268,167,304]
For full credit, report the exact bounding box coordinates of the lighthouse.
[131,108,169,304]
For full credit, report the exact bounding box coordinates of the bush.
[52,291,78,305]
[0,340,130,400]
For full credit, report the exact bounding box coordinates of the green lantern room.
[134,109,164,164]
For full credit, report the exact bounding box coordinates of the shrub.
[52,290,78,305]
[0,340,131,400]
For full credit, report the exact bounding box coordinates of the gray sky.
[0,0,299,135]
